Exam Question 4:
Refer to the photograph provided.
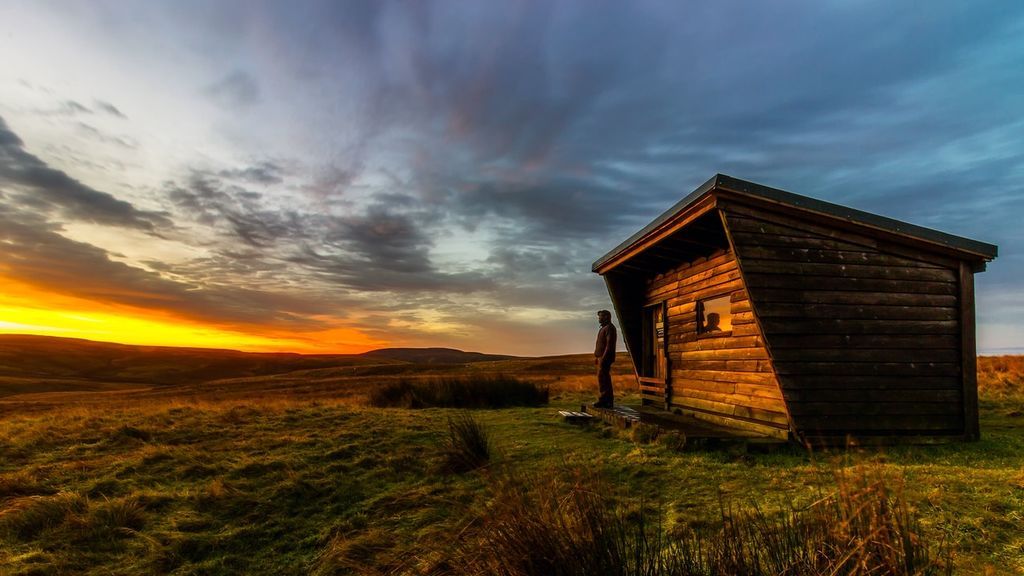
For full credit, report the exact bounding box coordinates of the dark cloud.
[0,204,349,329]
[217,161,284,185]
[35,98,125,119]
[165,169,494,293]
[295,250,493,293]
[75,122,137,149]
[60,100,92,115]
[93,100,127,118]
[0,115,170,231]
[303,163,363,200]
[37,100,107,118]
[204,70,261,108]
[451,176,658,242]
[167,171,299,246]
[332,204,432,273]
[290,201,495,293]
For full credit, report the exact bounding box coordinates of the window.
[641,303,667,378]
[697,294,733,335]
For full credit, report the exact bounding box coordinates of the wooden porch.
[582,403,790,451]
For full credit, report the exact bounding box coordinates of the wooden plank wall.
[644,249,790,438]
[721,202,966,437]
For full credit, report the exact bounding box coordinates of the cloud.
[61,100,92,115]
[204,70,261,108]
[303,163,362,200]
[75,122,137,149]
[0,204,350,330]
[167,170,302,246]
[332,204,433,273]
[165,169,493,293]
[290,201,496,293]
[218,160,284,185]
[0,115,170,232]
[93,100,127,118]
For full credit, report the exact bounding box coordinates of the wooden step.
[558,410,594,424]
[585,404,641,428]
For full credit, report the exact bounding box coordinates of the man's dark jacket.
[595,323,617,366]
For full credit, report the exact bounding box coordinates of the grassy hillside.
[0,350,1021,574]
[0,335,380,388]
[0,335,528,397]
[360,348,516,364]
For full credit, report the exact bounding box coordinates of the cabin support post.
[959,262,980,441]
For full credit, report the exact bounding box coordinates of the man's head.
[706,312,720,330]
[597,310,612,326]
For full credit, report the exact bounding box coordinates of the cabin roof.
[592,174,999,273]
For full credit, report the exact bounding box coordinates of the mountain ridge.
[0,334,520,388]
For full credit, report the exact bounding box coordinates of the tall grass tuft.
[0,491,147,546]
[368,375,548,409]
[89,495,146,539]
[978,355,1024,400]
[442,412,492,473]
[0,470,54,499]
[436,466,950,576]
[313,527,398,576]
[0,491,89,540]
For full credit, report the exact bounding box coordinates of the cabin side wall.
[643,249,790,438]
[720,201,967,439]
[603,271,647,385]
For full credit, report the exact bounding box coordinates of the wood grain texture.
[720,199,963,267]
[644,249,788,432]
[959,262,980,440]
[722,202,969,437]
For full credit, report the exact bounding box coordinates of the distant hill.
[0,334,373,387]
[0,335,518,394]
[360,347,516,364]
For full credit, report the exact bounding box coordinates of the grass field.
[0,351,1021,574]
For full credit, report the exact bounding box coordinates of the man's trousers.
[597,362,614,406]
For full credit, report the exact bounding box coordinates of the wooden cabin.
[593,174,997,444]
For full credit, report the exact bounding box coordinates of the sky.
[0,0,1022,356]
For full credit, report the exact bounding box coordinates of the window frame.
[696,291,734,338]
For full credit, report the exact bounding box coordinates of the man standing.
[594,309,617,408]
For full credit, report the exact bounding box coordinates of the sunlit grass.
[0,358,1021,574]
[979,355,1024,401]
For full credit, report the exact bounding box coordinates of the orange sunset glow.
[0,277,382,353]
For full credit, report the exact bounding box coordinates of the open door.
[639,302,669,408]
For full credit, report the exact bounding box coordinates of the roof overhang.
[592,174,998,275]
[592,175,719,275]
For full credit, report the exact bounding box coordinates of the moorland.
[0,335,1021,574]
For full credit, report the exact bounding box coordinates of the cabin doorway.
[639,302,669,407]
